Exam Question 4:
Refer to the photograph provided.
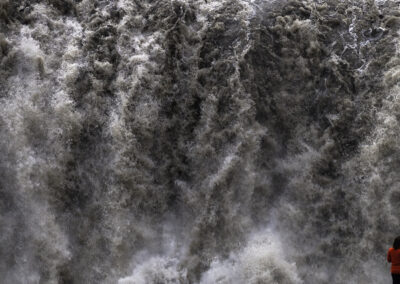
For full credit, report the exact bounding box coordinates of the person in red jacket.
[388,236,400,284]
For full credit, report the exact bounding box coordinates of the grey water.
[0,0,399,283]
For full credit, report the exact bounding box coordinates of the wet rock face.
[0,0,399,283]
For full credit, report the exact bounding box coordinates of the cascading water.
[0,0,399,283]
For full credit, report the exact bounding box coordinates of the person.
[388,236,400,284]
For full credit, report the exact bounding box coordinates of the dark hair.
[394,236,400,250]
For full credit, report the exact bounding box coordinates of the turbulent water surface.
[1,0,400,283]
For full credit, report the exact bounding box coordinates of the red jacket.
[388,248,400,274]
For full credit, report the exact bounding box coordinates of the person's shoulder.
[389,247,395,252]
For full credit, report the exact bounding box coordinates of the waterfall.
[0,0,399,283]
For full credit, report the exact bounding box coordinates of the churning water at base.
[0,0,399,283]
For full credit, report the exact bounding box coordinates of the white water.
[0,0,399,283]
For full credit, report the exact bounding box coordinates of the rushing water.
[0,0,399,283]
